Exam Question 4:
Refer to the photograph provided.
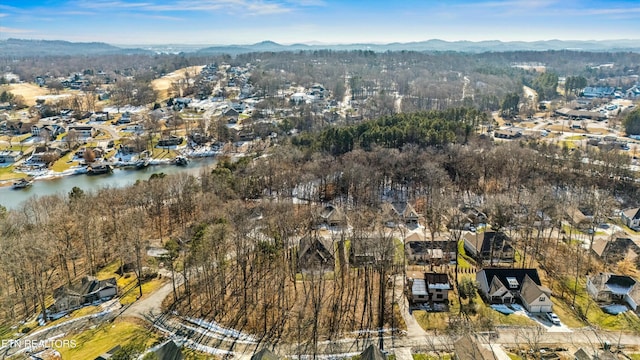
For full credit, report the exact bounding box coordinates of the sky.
[1,0,640,45]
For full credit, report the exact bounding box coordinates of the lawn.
[414,310,449,331]
[412,354,452,360]
[552,277,640,331]
[57,319,159,360]
[51,152,79,172]
[565,135,587,140]
[457,240,477,270]
[119,278,167,305]
[0,165,28,181]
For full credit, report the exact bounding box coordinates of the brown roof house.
[298,233,336,273]
[453,334,510,360]
[316,203,348,229]
[405,232,457,266]
[380,201,419,227]
[53,276,117,313]
[463,231,514,265]
[591,237,640,265]
[621,208,640,230]
[587,273,640,314]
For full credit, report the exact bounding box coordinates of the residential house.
[117,112,132,125]
[68,125,95,139]
[290,93,308,105]
[380,201,419,227]
[316,204,348,229]
[591,237,640,264]
[463,231,515,265]
[310,83,326,99]
[621,208,640,229]
[555,108,607,121]
[93,111,110,121]
[425,272,451,303]
[29,146,62,164]
[31,124,64,140]
[626,85,640,98]
[582,86,616,98]
[224,108,240,124]
[298,233,336,273]
[476,268,553,313]
[157,136,183,147]
[586,273,640,313]
[454,334,510,360]
[52,276,117,313]
[0,150,21,163]
[494,128,522,139]
[405,232,456,265]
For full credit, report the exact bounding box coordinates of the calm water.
[0,158,218,210]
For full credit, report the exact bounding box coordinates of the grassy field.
[3,83,49,106]
[151,66,205,100]
[57,319,159,360]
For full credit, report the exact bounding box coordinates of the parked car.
[546,312,560,325]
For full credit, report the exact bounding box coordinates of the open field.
[3,83,78,106]
[151,66,205,100]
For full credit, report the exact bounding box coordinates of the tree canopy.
[623,108,640,135]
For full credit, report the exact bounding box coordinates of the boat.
[174,156,189,166]
[87,164,113,175]
[12,178,33,189]
[135,159,150,169]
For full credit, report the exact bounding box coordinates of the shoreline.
[0,150,222,189]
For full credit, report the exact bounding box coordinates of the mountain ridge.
[2,38,640,57]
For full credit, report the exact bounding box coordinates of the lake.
[0,157,218,210]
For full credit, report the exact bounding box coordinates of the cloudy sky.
[1,0,639,45]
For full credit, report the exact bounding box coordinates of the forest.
[2,48,640,353]
[1,107,638,348]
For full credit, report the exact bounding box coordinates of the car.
[546,312,560,325]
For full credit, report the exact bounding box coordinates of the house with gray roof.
[587,273,640,314]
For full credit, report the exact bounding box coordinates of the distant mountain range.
[0,38,152,57]
[194,39,640,55]
[2,38,640,57]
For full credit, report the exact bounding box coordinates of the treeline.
[293,109,488,155]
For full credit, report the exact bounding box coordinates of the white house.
[621,208,640,229]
